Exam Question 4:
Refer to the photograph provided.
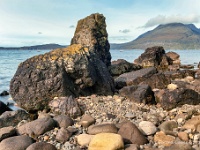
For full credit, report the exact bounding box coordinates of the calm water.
[0,49,200,109]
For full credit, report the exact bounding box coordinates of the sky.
[0,0,200,47]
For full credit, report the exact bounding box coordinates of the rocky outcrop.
[10,13,114,111]
[71,13,111,67]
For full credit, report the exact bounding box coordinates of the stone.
[17,117,56,136]
[139,121,157,135]
[134,46,170,68]
[115,67,157,89]
[0,135,34,150]
[182,115,200,132]
[163,142,193,150]
[55,127,72,143]
[76,134,94,147]
[124,144,139,150]
[0,91,9,96]
[154,131,175,147]
[119,84,156,104]
[166,51,180,65]
[0,110,29,128]
[87,123,118,135]
[178,132,189,142]
[167,83,178,90]
[27,142,57,150]
[109,59,141,76]
[80,114,96,128]
[158,88,200,110]
[118,121,148,145]
[38,111,51,119]
[164,70,196,80]
[0,126,16,142]
[10,13,114,112]
[53,115,74,128]
[49,96,82,118]
[0,101,12,115]
[88,133,124,150]
[159,120,178,136]
[180,64,194,69]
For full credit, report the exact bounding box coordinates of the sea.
[0,49,200,110]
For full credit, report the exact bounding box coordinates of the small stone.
[154,131,175,147]
[159,120,178,136]
[139,121,157,135]
[80,114,96,128]
[125,112,135,119]
[88,133,124,150]
[183,115,200,132]
[178,132,189,142]
[167,83,178,90]
[56,127,72,143]
[76,134,94,147]
[43,135,49,141]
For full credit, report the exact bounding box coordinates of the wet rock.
[0,110,29,128]
[134,46,170,68]
[88,133,124,150]
[17,117,56,136]
[109,59,141,76]
[118,121,148,145]
[55,127,72,143]
[49,96,82,118]
[115,67,157,89]
[80,114,96,128]
[10,13,114,112]
[87,123,118,135]
[119,84,155,104]
[139,121,157,135]
[0,91,9,96]
[159,120,178,136]
[0,126,16,142]
[76,134,94,147]
[0,101,12,115]
[0,135,34,150]
[154,131,175,147]
[27,142,57,150]
[53,115,74,128]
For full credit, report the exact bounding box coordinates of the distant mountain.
[0,44,66,50]
[111,23,200,50]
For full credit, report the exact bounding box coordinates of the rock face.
[134,46,170,68]
[71,13,111,67]
[10,13,114,111]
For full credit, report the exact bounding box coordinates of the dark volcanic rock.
[115,67,157,89]
[71,13,111,67]
[0,110,29,128]
[0,101,12,115]
[109,59,141,77]
[10,13,114,112]
[158,88,200,110]
[134,46,170,68]
[119,84,155,104]
[0,91,9,96]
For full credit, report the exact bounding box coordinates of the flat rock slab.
[17,117,56,136]
[0,135,34,150]
[27,142,57,150]
[0,126,16,142]
[115,67,157,89]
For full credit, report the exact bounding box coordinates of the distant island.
[0,44,66,50]
[111,23,200,50]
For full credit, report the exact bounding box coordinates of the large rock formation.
[10,13,114,111]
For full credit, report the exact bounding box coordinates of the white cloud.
[143,14,200,28]
[119,29,131,34]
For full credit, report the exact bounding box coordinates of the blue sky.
[0,0,200,47]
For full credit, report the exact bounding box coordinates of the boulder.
[134,46,170,68]
[10,13,114,112]
[53,115,74,128]
[55,127,72,143]
[0,91,9,96]
[115,67,157,89]
[0,110,29,128]
[71,13,111,67]
[27,142,57,150]
[118,121,148,145]
[0,126,16,142]
[0,135,34,150]
[119,84,155,104]
[164,70,196,80]
[157,88,200,110]
[17,117,56,136]
[166,51,180,65]
[0,101,12,115]
[109,59,141,77]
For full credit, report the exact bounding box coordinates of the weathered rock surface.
[154,131,175,147]
[134,46,170,68]
[139,121,157,136]
[0,101,12,115]
[164,70,196,80]
[79,114,96,128]
[76,134,94,147]
[27,142,57,150]
[182,115,200,132]
[166,51,180,65]
[88,133,124,150]
[0,110,29,128]
[0,126,16,142]
[119,84,155,104]
[53,115,74,128]
[55,127,72,143]
[159,120,178,136]
[118,121,148,145]
[17,117,56,136]
[115,67,157,89]
[49,96,82,118]
[109,59,141,76]
[0,135,34,150]
[10,13,114,111]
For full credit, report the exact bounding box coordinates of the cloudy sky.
[0,0,200,47]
